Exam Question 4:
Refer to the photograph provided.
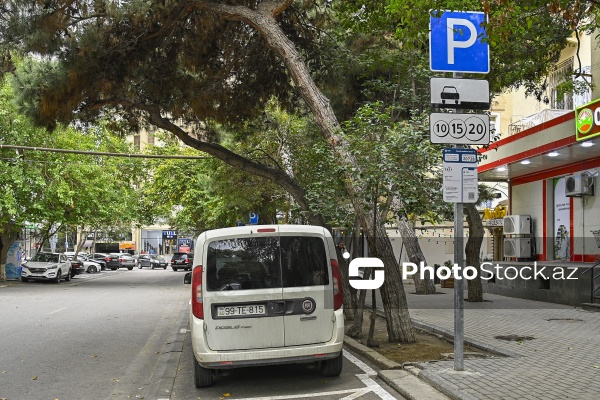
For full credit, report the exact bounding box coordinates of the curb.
[145,302,190,400]
[344,336,402,370]
[344,314,522,400]
[344,337,451,400]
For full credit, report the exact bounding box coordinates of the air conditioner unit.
[565,172,595,197]
[503,215,531,235]
[503,238,532,258]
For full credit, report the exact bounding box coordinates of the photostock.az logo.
[348,258,385,290]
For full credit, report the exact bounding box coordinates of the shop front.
[478,101,600,307]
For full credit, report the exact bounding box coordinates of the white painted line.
[234,388,359,400]
[356,374,397,400]
[47,307,67,315]
[179,328,188,334]
[338,388,371,400]
[343,349,377,376]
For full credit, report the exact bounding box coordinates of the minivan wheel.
[127,267,133,270]
[320,352,343,377]
[193,357,214,388]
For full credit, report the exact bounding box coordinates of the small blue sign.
[249,213,259,225]
[430,10,489,74]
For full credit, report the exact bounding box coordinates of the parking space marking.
[356,374,396,400]
[234,388,360,400]
[233,350,397,400]
[343,350,377,376]
[47,307,67,315]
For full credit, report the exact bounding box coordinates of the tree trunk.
[196,1,416,343]
[346,283,368,338]
[361,222,416,342]
[335,238,355,321]
[464,203,484,302]
[0,223,19,282]
[396,218,436,294]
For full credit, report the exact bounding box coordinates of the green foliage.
[139,128,288,233]
[0,75,145,240]
[341,103,452,224]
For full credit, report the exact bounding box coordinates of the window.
[206,237,281,291]
[205,235,329,291]
[280,236,329,287]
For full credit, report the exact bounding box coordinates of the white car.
[185,225,344,388]
[21,252,72,283]
[79,256,103,273]
[64,252,103,273]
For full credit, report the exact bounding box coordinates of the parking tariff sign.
[443,148,479,203]
[430,11,489,74]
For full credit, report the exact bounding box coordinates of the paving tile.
[404,288,600,400]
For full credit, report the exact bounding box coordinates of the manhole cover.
[546,318,585,323]
[495,335,535,342]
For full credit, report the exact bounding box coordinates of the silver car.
[110,253,136,270]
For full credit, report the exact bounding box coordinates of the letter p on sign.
[349,257,385,290]
[430,10,489,74]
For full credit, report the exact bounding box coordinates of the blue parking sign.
[430,11,489,74]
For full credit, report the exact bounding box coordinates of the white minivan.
[185,224,345,387]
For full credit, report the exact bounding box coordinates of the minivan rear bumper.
[191,309,344,369]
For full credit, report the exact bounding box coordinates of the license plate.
[31,273,44,277]
[217,304,266,317]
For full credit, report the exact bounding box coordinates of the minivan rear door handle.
[271,301,286,315]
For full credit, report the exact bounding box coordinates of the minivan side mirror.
[183,272,192,284]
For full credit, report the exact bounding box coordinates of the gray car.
[116,253,136,270]
[138,254,168,269]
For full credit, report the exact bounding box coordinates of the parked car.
[112,253,136,270]
[82,254,106,271]
[130,254,141,268]
[64,252,85,277]
[92,253,112,268]
[74,254,103,273]
[102,253,122,270]
[138,254,168,269]
[21,252,72,283]
[184,225,344,388]
[170,252,193,271]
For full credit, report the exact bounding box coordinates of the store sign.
[162,230,177,239]
[575,98,600,141]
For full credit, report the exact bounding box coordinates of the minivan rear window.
[205,235,328,291]
[280,236,329,287]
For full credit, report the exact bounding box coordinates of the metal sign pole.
[453,71,464,371]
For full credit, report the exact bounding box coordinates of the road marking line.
[338,388,371,400]
[234,388,359,399]
[343,350,377,376]
[356,374,397,400]
[47,307,67,315]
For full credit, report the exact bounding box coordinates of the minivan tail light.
[191,266,204,319]
[331,259,343,310]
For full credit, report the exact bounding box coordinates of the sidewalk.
[349,287,600,400]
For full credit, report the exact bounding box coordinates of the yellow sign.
[483,205,507,220]
[119,241,136,250]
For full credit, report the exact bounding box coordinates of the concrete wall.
[482,263,593,306]
[387,228,492,269]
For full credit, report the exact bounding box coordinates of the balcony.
[508,109,572,136]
